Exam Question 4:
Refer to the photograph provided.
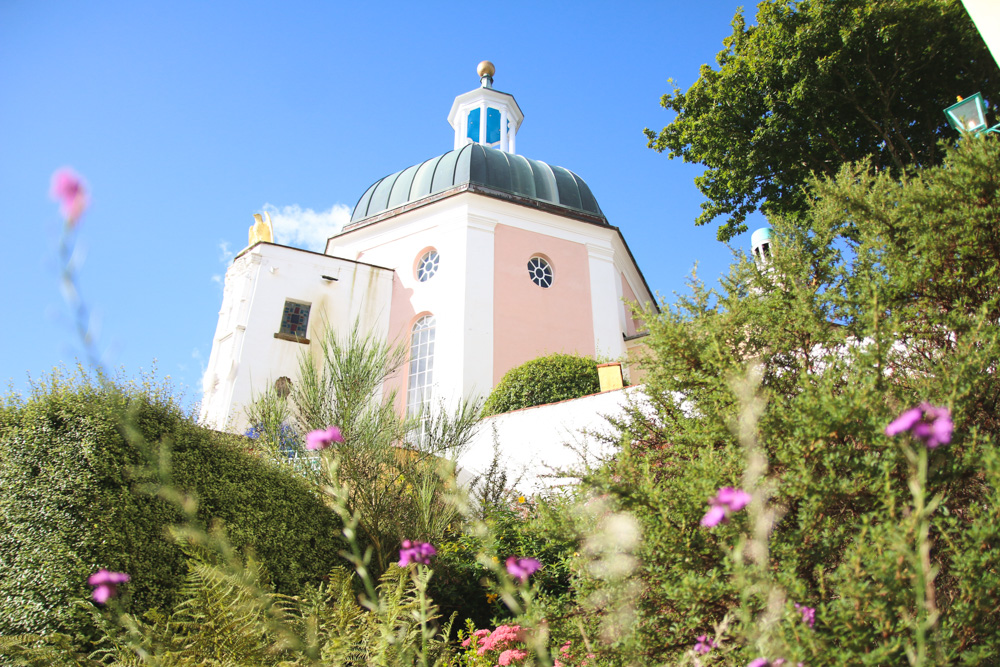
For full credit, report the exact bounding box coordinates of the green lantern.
[944,92,1000,136]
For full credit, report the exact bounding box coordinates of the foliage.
[483,354,600,416]
[3,449,458,667]
[567,137,1000,664]
[644,0,1000,241]
[432,495,579,633]
[0,368,342,640]
[247,322,482,576]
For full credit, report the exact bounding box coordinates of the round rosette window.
[527,256,553,288]
[416,250,440,282]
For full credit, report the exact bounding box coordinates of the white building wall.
[328,199,484,411]
[463,214,497,399]
[458,387,646,492]
[199,243,394,432]
[587,242,628,360]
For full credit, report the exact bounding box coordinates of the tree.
[569,138,1000,663]
[645,0,1000,242]
[246,323,481,574]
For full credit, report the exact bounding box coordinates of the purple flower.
[715,486,751,511]
[795,602,816,628]
[701,486,752,527]
[748,660,770,667]
[305,425,344,451]
[50,167,88,225]
[700,505,728,528]
[505,556,542,583]
[885,403,953,449]
[694,634,715,654]
[398,539,436,566]
[88,569,129,604]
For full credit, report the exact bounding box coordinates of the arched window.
[416,249,440,282]
[407,315,436,418]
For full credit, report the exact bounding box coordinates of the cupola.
[751,227,774,266]
[447,61,524,153]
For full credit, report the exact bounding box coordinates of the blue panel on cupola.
[467,108,480,142]
[486,107,501,144]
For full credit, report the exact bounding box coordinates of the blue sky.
[0,0,768,406]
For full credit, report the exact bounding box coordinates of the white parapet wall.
[457,386,648,493]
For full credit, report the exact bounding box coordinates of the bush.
[431,496,578,631]
[0,368,343,639]
[561,137,1000,664]
[482,354,600,416]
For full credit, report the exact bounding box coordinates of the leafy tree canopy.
[645,0,1000,241]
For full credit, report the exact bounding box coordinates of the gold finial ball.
[477,60,495,78]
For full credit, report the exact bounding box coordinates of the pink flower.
[477,624,525,654]
[748,660,770,667]
[88,569,129,604]
[506,556,542,583]
[560,640,572,655]
[50,167,88,225]
[498,648,529,665]
[694,634,715,654]
[795,602,816,628]
[885,403,952,449]
[701,486,752,527]
[700,505,727,528]
[398,539,436,566]
[716,487,751,511]
[305,425,344,451]
[461,628,491,647]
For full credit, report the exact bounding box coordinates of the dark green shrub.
[482,354,600,416]
[431,498,578,630]
[0,368,343,639]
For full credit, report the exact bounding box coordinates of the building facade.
[199,62,656,434]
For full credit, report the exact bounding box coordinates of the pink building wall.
[387,274,417,414]
[492,223,596,383]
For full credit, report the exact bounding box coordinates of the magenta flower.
[694,634,715,654]
[885,403,953,448]
[701,486,752,527]
[795,602,816,628]
[716,487,751,511]
[305,425,344,451]
[505,556,542,583]
[88,569,129,604]
[398,539,436,566]
[50,167,88,225]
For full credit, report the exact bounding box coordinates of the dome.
[350,143,605,224]
[750,227,773,248]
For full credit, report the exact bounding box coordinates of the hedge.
[482,353,600,416]
[0,370,343,639]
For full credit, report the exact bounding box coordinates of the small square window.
[278,300,311,338]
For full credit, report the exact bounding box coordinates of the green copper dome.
[350,143,605,224]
